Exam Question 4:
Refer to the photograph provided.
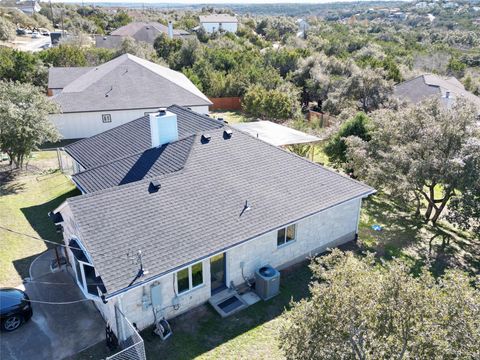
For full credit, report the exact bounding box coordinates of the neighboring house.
[48,53,212,139]
[296,18,310,37]
[51,105,375,336]
[95,21,190,49]
[16,0,40,15]
[394,74,480,113]
[199,14,238,33]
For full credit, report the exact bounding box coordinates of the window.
[176,262,203,294]
[177,268,189,294]
[70,238,102,297]
[101,114,112,123]
[277,224,296,247]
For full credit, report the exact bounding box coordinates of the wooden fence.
[209,97,242,111]
[307,110,335,128]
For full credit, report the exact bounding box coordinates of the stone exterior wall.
[226,197,361,286]
[58,196,362,334]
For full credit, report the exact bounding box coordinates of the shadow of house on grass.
[138,262,313,360]
[14,188,81,280]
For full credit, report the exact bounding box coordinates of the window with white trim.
[277,224,296,247]
[176,262,203,294]
[69,238,101,297]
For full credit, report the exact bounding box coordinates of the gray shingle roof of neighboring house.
[111,22,190,38]
[96,23,190,49]
[394,74,480,109]
[64,105,224,169]
[199,14,238,23]
[48,67,92,89]
[71,135,195,193]
[65,108,375,296]
[94,35,124,49]
[49,53,212,113]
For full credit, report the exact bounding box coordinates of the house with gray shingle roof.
[199,14,238,33]
[51,106,374,333]
[48,54,212,139]
[394,74,480,113]
[95,21,191,49]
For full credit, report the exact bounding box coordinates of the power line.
[0,294,94,305]
[0,226,130,261]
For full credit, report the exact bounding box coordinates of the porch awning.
[231,120,321,147]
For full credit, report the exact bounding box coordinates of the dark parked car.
[0,288,33,331]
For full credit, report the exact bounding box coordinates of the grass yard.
[0,151,77,287]
[210,111,253,124]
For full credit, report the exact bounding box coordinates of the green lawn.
[0,151,77,287]
[210,111,253,124]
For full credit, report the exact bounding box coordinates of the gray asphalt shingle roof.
[394,74,480,109]
[71,135,195,193]
[64,105,223,169]
[50,54,212,113]
[66,113,374,296]
[111,22,190,39]
[48,67,92,89]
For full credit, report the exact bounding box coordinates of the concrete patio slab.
[0,250,105,360]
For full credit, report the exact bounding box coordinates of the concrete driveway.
[0,250,105,360]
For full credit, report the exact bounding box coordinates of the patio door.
[210,253,226,295]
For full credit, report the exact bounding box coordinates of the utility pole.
[60,9,64,36]
[49,0,54,27]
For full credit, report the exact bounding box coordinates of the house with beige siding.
[51,106,374,337]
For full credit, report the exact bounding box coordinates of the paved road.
[0,250,105,360]
[12,36,51,52]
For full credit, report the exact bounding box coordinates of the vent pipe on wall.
[149,109,178,148]
[168,21,174,39]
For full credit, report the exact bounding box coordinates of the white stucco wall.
[58,196,363,333]
[201,22,238,33]
[50,105,210,139]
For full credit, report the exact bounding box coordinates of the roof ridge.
[127,55,212,105]
[61,54,130,93]
[230,125,376,193]
[72,134,196,176]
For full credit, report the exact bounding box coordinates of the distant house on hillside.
[16,0,40,15]
[394,74,480,114]
[96,21,190,49]
[199,14,238,33]
[48,53,212,139]
[296,18,310,37]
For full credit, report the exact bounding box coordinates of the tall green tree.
[324,112,371,166]
[280,250,480,359]
[0,16,15,41]
[0,81,60,168]
[346,98,480,225]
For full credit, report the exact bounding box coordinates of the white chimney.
[167,21,174,39]
[149,109,178,148]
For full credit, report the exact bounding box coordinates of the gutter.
[103,188,376,300]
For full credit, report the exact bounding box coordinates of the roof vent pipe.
[149,110,178,148]
[168,21,174,39]
[445,91,450,99]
